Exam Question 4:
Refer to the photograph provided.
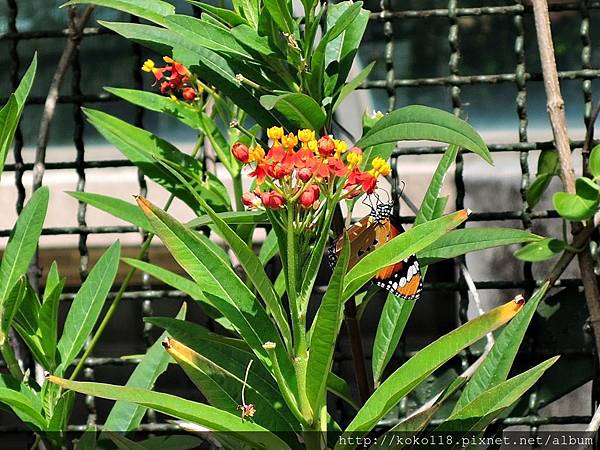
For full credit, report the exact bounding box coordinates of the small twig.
[532,0,600,361]
[460,262,495,351]
[32,5,94,191]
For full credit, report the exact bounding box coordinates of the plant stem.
[533,0,600,360]
[232,173,244,212]
[344,297,371,404]
[1,338,23,382]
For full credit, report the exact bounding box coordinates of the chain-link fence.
[1,0,599,446]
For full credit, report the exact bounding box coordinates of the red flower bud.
[266,162,292,179]
[232,142,250,163]
[241,192,258,208]
[299,185,320,208]
[182,87,196,101]
[317,136,336,157]
[261,191,285,209]
[297,167,313,182]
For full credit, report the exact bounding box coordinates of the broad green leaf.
[553,177,600,221]
[0,186,49,344]
[589,144,600,178]
[165,338,300,433]
[307,234,350,414]
[188,210,268,228]
[105,87,202,129]
[0,374,46,430]
[237,0,260,28]
[418,228,542,266]
[437,357,558,438]
[128,435,204,450]
[415,145,459,225]
[68,191,152,231]
[83,109,211,214]
[332,62,374,112]
[166,15,252,59]
[513,238,565,262]
[157,160,292,348]
[62,0,175,25]
[57,241,121,375]
[527,173,554,208]
[327,372,358,411]
[101,304,186,433]
[263,0,294,34]
[47,390,75,431]
[343,210,469,300]
[188,1,248,27]
[337,298,525,444]
[136,197,294,384]
[261,93,326,131]
[454,283,550,412]
[231,24,277,57]
[356,106,492,165]
[0,55,36,181]
[537,149,559,175]
[48,376,291,450]
[324,1,370,97]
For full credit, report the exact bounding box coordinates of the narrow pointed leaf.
[48,376,291,450]
[62,0,175,25]
[57,241,121,375]
[337,298,525,445]
[261,93,326,131]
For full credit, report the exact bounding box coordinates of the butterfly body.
[328,201,422,301]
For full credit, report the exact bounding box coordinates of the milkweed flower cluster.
[231,127,391,216]
[142,56,203,102]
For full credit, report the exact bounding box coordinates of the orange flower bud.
[261,191,285,209]
[317,136,336,157]
[297,167,313,182]
[300,185,320,208]
[182,87,196,101]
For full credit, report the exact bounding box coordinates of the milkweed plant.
[0,0,565,449]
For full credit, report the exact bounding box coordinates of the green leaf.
[415,145,459,225]
[259,229,279,266]
[553,177,600,221]
[101,304,186,433]
[306,233,350,414]
[156,159,292,349]
[136,197,294,383]
[332,61,374,112]
[336,298,525,444]
[537,149,560,175]
[0,374,46,430]
[513,238,565,262]
[454,283,550,412]
[62,0,175,25]
[261,93,326,131]
[105,87,202,129]
[310,2,364,100]
[165,15,252,59]
[437,357,558,438]
[237,0,260,29]
[47,390,75,431]
[129,435,204,450]
[68,191,152,231]
[0,55,36,181]
[527,173,554,208]
[75,425,97,450]
[48,376,291,450]
[231,24,277,57]
[263,0,294,34]
[356,106,492,165]
[188,1,248,27]
[326,372,358,411]
[589,144,600,178]
[57,241,121,375]
[0,279,25,344]
[83,109,210,214]
[418,228,543,266]
[343,210,469,300]
[38,262,65,369]
[0,186,49,344]
[188,210,268,228]
[165,338,300,433]
[324,2,370,97]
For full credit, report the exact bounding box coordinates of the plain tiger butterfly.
[327,194,422,301]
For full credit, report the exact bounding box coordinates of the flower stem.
[232,173,244,212]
